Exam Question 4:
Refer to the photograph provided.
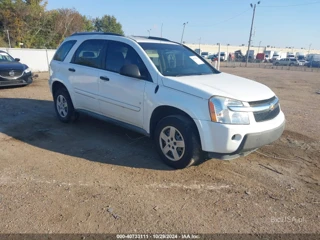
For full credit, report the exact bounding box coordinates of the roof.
[71,32,123,37]
[69,32,178,45]
[129,36,179,45]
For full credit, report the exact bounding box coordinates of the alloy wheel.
[56,95,68,118]
[159,126,185,161]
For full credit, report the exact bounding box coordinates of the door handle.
[100,76,109,81]
[68,68,76,72]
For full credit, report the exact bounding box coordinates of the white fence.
[0,48,56,72]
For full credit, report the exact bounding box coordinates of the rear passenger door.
[68,39,107,113]
[98,41,150,127]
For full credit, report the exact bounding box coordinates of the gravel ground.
[0,68,319,234]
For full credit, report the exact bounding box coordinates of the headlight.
[24,68,31,73]
[209,96,250,125]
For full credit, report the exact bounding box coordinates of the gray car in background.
[273,58,300,66]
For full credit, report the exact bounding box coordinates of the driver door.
[98,41,151,127]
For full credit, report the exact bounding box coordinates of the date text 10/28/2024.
[116,234,200,239]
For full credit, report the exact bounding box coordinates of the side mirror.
[120,64,141,79]
[14,58,20,62]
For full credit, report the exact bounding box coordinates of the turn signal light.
[209,101,217,122]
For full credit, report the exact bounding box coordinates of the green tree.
[50,8,87,46]
[94,15,124,35]
[0,0,48,47]
[83,16,95,32]
[0,0,22,47]
[0,1,125,48]
[0,36,7,47]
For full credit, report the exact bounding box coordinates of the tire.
[154,115,202,169]
[53,88,79,123]
[275,62,279,66]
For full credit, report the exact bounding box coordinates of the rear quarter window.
[53,40,77,62]
[72,39,106,69]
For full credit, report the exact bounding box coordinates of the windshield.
[0,52,15,62]
[201,52,208,55]
[139,43,218,76]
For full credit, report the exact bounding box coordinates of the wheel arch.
[52,80,68,97]
[149,105,202,146]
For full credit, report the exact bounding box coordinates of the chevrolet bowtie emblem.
[270,104,275,111]
[9,70,15,77]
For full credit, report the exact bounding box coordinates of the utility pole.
[308,43,312,55]
[147,29,151,37]
[217,43,221,70]
[181,22,188,44]
[258,41,262,53]
[246,1,260,67]
[5,30,11,48]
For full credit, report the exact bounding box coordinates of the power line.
[260,1,320,8]
[188,8,251,28]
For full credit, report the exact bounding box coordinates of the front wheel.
[154,115,202,169]
[53,88,79,123]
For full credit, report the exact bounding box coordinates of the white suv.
[49,32,285,169]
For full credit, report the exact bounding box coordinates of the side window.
[106,41,151,81]
[145,50,161,71]
[72,40,106,69]
[53,40,76,62]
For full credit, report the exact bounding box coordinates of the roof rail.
[148,36,171,42]
[132,36,171,42]
[71,32,123,37]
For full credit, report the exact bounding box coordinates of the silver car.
[273,58,299,66]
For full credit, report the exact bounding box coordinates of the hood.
[0,61,27,71]
[161,72,275,102]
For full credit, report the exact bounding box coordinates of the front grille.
[249,96,276,107]
[249,96,280,122]
[0,79,25,86]
[0,70,23,77]
[253,105,280,122]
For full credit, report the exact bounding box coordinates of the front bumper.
[0,73,33,87]
[207,121,285,160]
[194,110,285,157]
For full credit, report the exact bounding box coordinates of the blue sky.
[47,0,320,49]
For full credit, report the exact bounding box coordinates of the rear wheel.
[154,115,202,169]
[54,88,79,123]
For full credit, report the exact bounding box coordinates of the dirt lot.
[0,68,319,234]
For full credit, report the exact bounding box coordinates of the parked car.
[219,52,227,61]
[49,32,285,169]
[305,61,320,68]
[298,60,308,66]
[200,51,210,59]
[0,50,33,87]
[207,54,218,61]
[273,58,299,66]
